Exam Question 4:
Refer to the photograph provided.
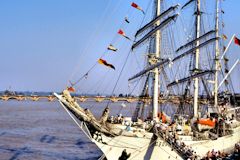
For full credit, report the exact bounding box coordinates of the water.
[0,100,105,160]
[0,100,147,160]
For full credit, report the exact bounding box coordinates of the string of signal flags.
[67,2,145,92]
[97,2,145,70]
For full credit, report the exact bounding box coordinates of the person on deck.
[118,149,131,160]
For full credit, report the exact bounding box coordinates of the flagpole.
[220,34,235,60]
[218,59,239,89]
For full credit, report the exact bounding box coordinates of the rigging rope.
[68,0,113,82]
[101,0,152,107]
[69,0,129,88]
[106,49,132,107]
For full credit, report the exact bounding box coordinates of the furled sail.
[132,14,179,50]
[167,70,214,88]
[135,4,179,37]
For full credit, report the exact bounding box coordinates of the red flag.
[131,2,145,14]
[234,36,240,46]
[118,29,131,40]
[118,29,124,35]
[67,86,75,92]
[98,58,115,70]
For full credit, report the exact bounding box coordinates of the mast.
[193,0,201,118]
[214,0,220,108]
[130,1,178,119]
[153,0,161,121]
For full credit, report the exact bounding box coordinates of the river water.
[0,98,190,160]
[0,100,108,160]
[0,100,150,160]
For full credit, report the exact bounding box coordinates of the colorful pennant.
[98,59,115,70]
[131,2,145,14]
[107,44,118,52]
[67,86,75,92]
[118,29,131,40]
[222,34,227,40]
[125,17,130,23]
[234,36,240,46]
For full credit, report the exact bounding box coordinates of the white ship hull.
[54,92,240,159]
[93,133,182,160]
[93,126,240,160]
[182,126,240,157]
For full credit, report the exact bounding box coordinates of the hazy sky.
[0,0,239,94]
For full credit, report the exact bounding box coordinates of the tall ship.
[54,0,240,159]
